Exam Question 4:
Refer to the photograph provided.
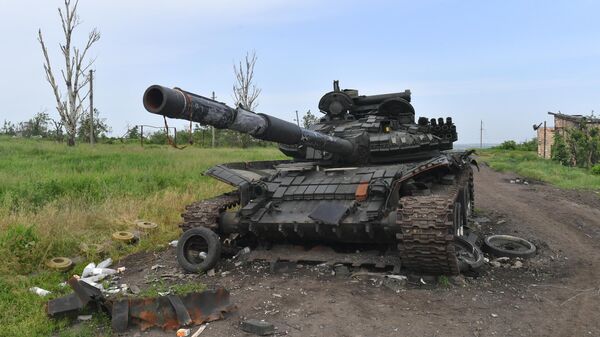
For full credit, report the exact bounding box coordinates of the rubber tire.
[177,227,221,273]
[483,235,536,258]
[454,236,484,272]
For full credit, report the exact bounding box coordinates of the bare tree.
[38,0,100,146]
[233,51,261,147]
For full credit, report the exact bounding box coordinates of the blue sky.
[1,0,599,143]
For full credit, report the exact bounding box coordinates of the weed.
[0,138,284,336]
[478,149,600,190]
[438,275,450,287]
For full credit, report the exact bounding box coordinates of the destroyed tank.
[143,81,480,275]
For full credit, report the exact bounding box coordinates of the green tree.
[125,125,140,140]
[303,109,319,128]
[1,120,16,136]
[78,109,111,141]
[552,117,600,168]
[551,132,570,166]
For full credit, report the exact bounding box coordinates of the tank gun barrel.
[143,85,355,156]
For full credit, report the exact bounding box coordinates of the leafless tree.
[38,0,100,146]
[233,51,261,147]
[51,118,65,142]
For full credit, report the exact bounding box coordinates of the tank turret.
[143,82,457,164]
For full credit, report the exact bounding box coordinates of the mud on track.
[116,165,600,337]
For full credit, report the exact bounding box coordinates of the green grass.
[0,137,284,337]
[478,149,600,190]
[135,280,207,298]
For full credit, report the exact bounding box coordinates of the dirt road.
[118,165,600,337]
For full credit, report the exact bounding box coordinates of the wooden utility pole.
[211,91,216,148]
[89,69,95,145]
[543,120,547,159]
[140,125,144,147]
[295,110,300,126]
[480,120,483,148]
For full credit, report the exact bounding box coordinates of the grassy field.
[478,149,600,190]
[0,137,284,337]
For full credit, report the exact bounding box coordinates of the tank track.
[179,192,239,232]
[396,171,469,275]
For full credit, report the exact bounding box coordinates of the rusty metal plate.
[123,287,236,331]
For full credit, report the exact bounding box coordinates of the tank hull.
[181,151,474,274]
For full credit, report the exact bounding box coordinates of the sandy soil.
[114,165,600,337]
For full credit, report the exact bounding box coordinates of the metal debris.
[46,277,104,317]
[115,287,236,332]
[47,277,235,333]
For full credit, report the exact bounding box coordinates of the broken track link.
[179,192,239,232]
[396,173,469,275]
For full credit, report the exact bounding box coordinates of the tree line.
[1,109,109,143]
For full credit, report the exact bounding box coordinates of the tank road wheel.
[177,227,222,273]
[483,235,536,258]
[454,236,484,272]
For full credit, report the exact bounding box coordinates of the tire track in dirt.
[475,165,600,337]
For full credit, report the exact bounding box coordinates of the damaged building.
[536,112,600,159]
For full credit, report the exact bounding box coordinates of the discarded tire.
[483,235,536,258]
[177,227,221,273]
[454,236,484,272]
[46,257,73,271]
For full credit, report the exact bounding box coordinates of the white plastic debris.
[92,267,117,276]
[97,258,113,269]
[80,274,108,284]
[29,287,51,296]
[169,240,179,247]
[81,262,96,278]
[191,324,207,337]
[151,264,164,270]
[386,275,408,281]
[234,246,251,259]
[117,266,126,273]
[419,278,427,285]
[491,313,498,318]
[199,252,207,259]
[77,315,93,321]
